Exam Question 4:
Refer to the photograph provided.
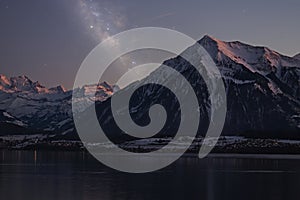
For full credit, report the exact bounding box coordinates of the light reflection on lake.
[1,151,300,200]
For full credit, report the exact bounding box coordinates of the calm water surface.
[1,151,300,200]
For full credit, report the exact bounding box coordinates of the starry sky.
[0,0,299,89]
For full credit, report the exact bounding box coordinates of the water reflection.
[1,151,300,200]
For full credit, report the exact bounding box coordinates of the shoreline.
[2,135,300,155]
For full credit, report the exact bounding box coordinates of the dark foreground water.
[1,151,300,200]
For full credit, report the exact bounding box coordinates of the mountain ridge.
[93,35,300,141]
[294,53,300,60]
[0,74,68,94]
[0,74,118,137]
[0,35,299,140]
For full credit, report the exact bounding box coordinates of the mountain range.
[0,75,118,138]
[1,35,299,140]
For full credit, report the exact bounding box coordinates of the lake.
[1,151,300,200]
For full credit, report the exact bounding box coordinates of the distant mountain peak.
[199,35,225,48]
[200,34,220,42]
[0,36,299,139]
[0,74,68,94]
[9,75,46,93]
[99,81,111,88]
[0,74,10,86]
[49,85,67,93]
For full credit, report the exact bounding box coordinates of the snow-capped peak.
[0,74,11,91]
[200,35,222,43]
[198,35,298,74]
[49,85,67,93]
[79,82,116,98]
[0,74,68,94]
[9,75,39,93]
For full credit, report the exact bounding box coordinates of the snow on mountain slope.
[0,75,117,135]
[294,53,300,60]
[199,35,300,100]
[93,35,300,140]
[0,110,26,127]
[200,35,300,73]
[1,36,299,139]
[72,82,119,113]
[198,36,300,135]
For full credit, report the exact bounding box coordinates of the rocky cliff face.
[95,35,300,140]
[1,36,299,140]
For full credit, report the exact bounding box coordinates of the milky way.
[77,0,126,43]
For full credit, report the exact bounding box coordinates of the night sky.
[0,0,299,89]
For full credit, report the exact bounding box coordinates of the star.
[92,11,99,17]
[90,25,94,29]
